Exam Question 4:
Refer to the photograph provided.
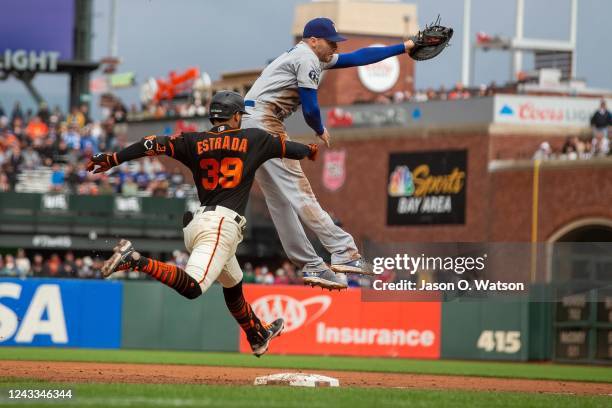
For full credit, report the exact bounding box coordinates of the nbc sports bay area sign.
[387,150,467,225]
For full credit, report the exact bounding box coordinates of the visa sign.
[0,283,67,343]
[0,279,122,348]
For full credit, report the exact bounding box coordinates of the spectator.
[77,256,94,279]
[274,268,290,285]
[62,251,78,277]
[63,124,81,150]
[591,131,610,157]
[41,253,64,277]
[170,167,185,188]
[37,137,55,163]
[50,105,64,124]
[243,262,256,283]
[31,254,44,276]
[66,106,85,128]
[121,175,139,196]
[0,172,10,192]
[561,136,578,160]
[1,129,20,150]
[15,249,31,277]
[590,100,612,138]
[25,115,49,142]
[448,82,470,100]
[50,163,65,192]
[1,254,20,277]
[98,176,116,195]
[3,163,18,190]
[254,266,265,284]
[6,144,23,168]
[64,164,80,193]
[21,146,42,169]
[263,269,275,285]
[80,127,99,155]
[133,164,150,190]
[150,178,169,197]
[533,142,552,160]
[80,104,92,125]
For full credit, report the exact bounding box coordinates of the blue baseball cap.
[303,18,346,42]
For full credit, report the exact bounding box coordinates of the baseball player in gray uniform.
[242,17,427,289]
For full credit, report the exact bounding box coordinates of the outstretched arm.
[87,134,178,173]
[285,140,319,161]
[329,41,413,69]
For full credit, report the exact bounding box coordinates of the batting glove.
[87,153,119,174]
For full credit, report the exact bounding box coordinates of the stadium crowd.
[533,100,611,160]
[371,82,492,105]
[0,100,194,197]
[0,250,374,288]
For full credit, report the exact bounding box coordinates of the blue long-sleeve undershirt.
[298,87,324,135]
[296,43,406,134]
[332,43,406,69]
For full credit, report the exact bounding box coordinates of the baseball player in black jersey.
[87,91,319,357]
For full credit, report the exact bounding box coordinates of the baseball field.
[0,347,610,407]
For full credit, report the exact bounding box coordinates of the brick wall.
[296,128,612,245]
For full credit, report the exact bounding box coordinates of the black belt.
[202,205,243,225]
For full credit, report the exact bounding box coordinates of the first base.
[254,373,339,387]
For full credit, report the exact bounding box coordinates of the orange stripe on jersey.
[168,140,175,157]
[199,217,225,284]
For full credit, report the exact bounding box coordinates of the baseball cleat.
[102,239,139,278]
[330,258,374,275]
[248,318,284,358]
[303,269,348,290]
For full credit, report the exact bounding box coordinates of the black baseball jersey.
[124,125,310,215]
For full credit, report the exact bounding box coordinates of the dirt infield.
[2,360,611,395]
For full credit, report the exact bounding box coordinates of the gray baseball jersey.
[244,42,338,122]
[241,41,359,276]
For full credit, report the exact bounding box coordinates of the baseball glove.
[409,15,453,61]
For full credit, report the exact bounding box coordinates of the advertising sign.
[494,95,612,127]
[0,0,74,66]
[357,44,400,93]
[0,279,122,348]
[240,285,441,358]
[387,150,467,225]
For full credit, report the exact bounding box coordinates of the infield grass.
[0,379,609,408]
[0,347,611,383]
